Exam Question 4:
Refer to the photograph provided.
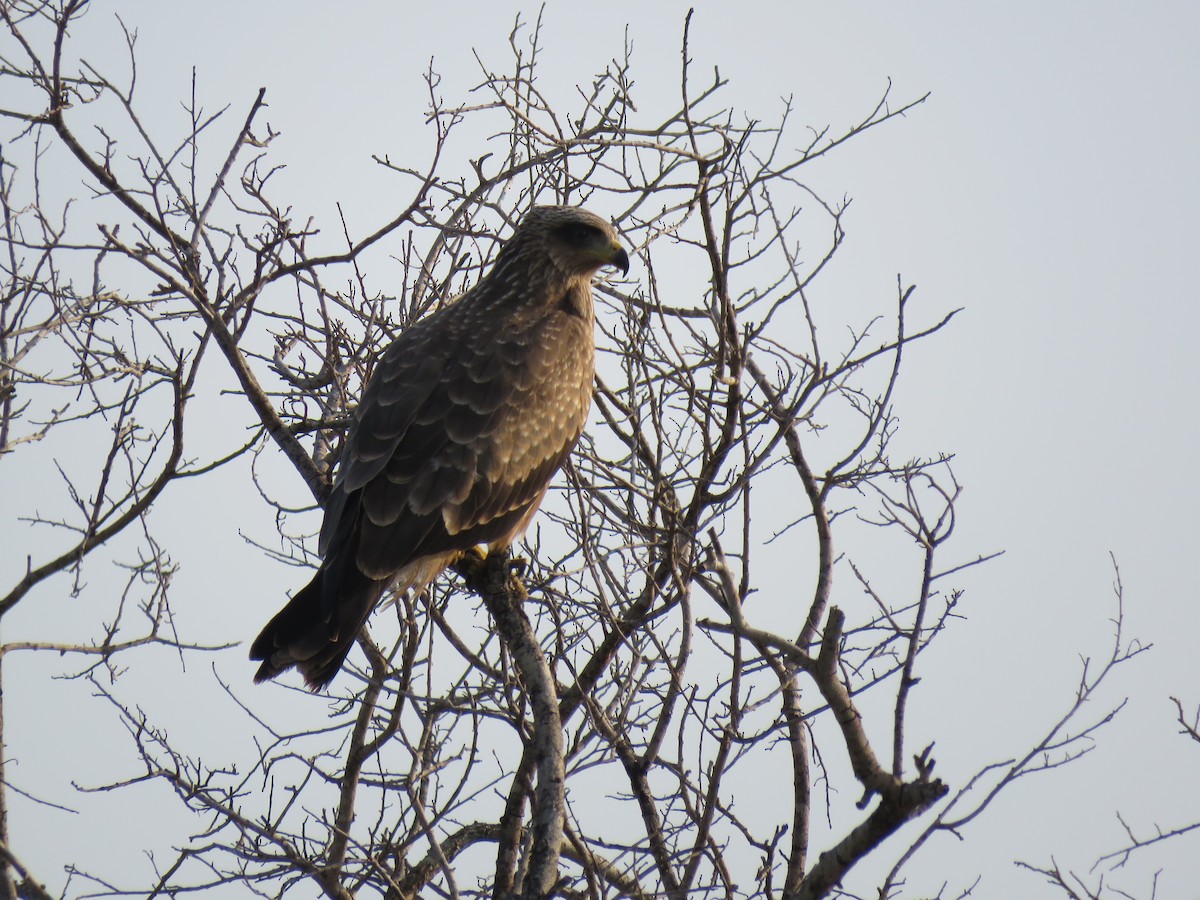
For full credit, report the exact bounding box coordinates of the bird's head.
[521,206,630,281]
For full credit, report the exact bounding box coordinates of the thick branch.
[461,549,564,900]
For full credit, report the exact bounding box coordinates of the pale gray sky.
[4,2,1198,897]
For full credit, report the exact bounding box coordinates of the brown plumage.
[251,206,629,688]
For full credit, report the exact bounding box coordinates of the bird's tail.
[250,561,384,690]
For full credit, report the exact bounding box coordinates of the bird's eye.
[558,222,599,246]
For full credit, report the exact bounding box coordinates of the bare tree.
[0,3,1172,899]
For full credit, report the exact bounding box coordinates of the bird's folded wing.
[350,317,592,580]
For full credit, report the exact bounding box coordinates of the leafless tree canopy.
[0,3,1189,899]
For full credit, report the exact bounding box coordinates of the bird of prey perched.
[251,206,629,688]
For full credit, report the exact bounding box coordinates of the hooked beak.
[608,242,630,276]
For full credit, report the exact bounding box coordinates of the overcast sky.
[4,2,1199,897]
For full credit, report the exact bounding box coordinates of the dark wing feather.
[318,311,456,556]
[338,329,453,490]
[442,313,594,535]
[352,309,593,577]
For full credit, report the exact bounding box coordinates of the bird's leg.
[454,545,489,583]
[455,546,532,603]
